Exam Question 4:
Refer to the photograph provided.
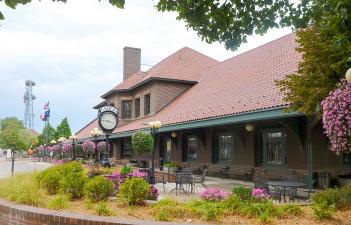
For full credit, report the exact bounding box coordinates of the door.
[262,128,286,166]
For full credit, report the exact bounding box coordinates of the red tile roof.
[77,33,300,139]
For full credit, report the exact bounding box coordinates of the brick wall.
[0,199,190,225]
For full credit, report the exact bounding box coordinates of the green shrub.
[232,185,253,201]
[312,200,336,219]
[131,131,154,154]
[120,165,132,175]
[279,204,302,217]
[312,187,351,210]
[118,177,150,205]
[49,195,70,210]
[84,176,114,202]
[222,195,241,211]
[59,162,87,199]
[184,199,224,221]
[259,211,273,224]
[0,173,48,207]
[95,202,114,216]
[36,167,61,194]
[152,198,186,221]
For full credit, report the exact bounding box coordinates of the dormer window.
[144,94,151,115]
[121,100,132,119]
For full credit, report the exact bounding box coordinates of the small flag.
[40,101,50,121]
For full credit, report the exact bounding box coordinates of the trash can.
[318,172,331,189]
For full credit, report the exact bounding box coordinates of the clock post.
[97,101,119,167]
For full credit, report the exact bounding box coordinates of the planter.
[145,199,158,205]
[127,163,138,167]
[165,167,178,173]
[338,175,351,187]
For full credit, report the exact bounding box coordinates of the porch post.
[306,115,319,188]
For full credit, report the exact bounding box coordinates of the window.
[218,133,232,162]
[144,94,150,115]
[121,100,132,119]
[343,153,351,165]
[262,129,286,165]
[186,135,197,161]
[122,138,132,157]
[135,98,140,118]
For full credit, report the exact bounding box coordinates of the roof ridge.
[222,32,296,63]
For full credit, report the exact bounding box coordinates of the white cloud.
[0,0,292,132]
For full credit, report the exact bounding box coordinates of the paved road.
[0,158,51,178]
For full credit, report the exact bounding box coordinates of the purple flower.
[322,79,351,154]
[96,141,110,153]
[52,144,61,153]
[128,171,147,178]
[82,140,96,153]
[62,143,73,153]
[252,188,270,200]
[200,188,229,201]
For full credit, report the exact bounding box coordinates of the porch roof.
[77,107,302,141]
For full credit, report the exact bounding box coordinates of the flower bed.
[1,163,351,224]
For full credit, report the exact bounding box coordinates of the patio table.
[267,181,306,202]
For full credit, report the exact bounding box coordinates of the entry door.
[262,129,286,166]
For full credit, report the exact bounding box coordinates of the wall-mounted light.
[171,132,177,138]
[245,124,254,132]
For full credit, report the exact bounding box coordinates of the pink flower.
[200,188,229,201]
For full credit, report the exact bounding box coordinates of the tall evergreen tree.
[55,118,72,139]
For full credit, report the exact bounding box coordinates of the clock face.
[100,112,118,131]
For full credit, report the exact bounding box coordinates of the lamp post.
[345,68,351,83]
[58,137,66,159]
[69,134,78,160]
[49,139,56,158]
[148,120,162,184]
[90,128,102,163]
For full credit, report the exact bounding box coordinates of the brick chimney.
[123,47,141,81]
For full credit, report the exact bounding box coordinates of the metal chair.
[219,165,231,179]
[193,169,208,188]
[288,188,312,202]
[268,185,282,202]
[175,172,194,195]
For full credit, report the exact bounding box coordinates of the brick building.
[76,33,351,183]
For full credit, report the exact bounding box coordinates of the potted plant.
[127,159,139,167]
[338,174,351,187]
[163,162,178,173]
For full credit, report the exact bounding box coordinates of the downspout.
[306,114,320,188]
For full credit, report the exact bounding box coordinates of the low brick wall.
[0,199,192,225]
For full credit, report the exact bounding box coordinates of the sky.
[0,0,292,133]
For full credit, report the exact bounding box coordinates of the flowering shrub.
[147,185,159,200]
[322,80,351,155]
[82,140,95,153]
[96,141,110,152]
[36,145,45,153]
[252,188,270,200]
[52,144,61,153]
[128,171,147,178]
[62,143,72,153]
[201,188,229,201]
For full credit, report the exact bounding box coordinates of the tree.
[0,117,36,151]
[0,0,316,50]
[37,123,56,145]
[55,118,72,139]
[277,0,351,115]
[0,117,24,130]
[0,0,125,20]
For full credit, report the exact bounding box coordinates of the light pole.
[50,140,56,158]
[345,68,351,83]
[148,120,162,184]
[58,137,66,159]
[90,128,102,163]
[69,134,78,160]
